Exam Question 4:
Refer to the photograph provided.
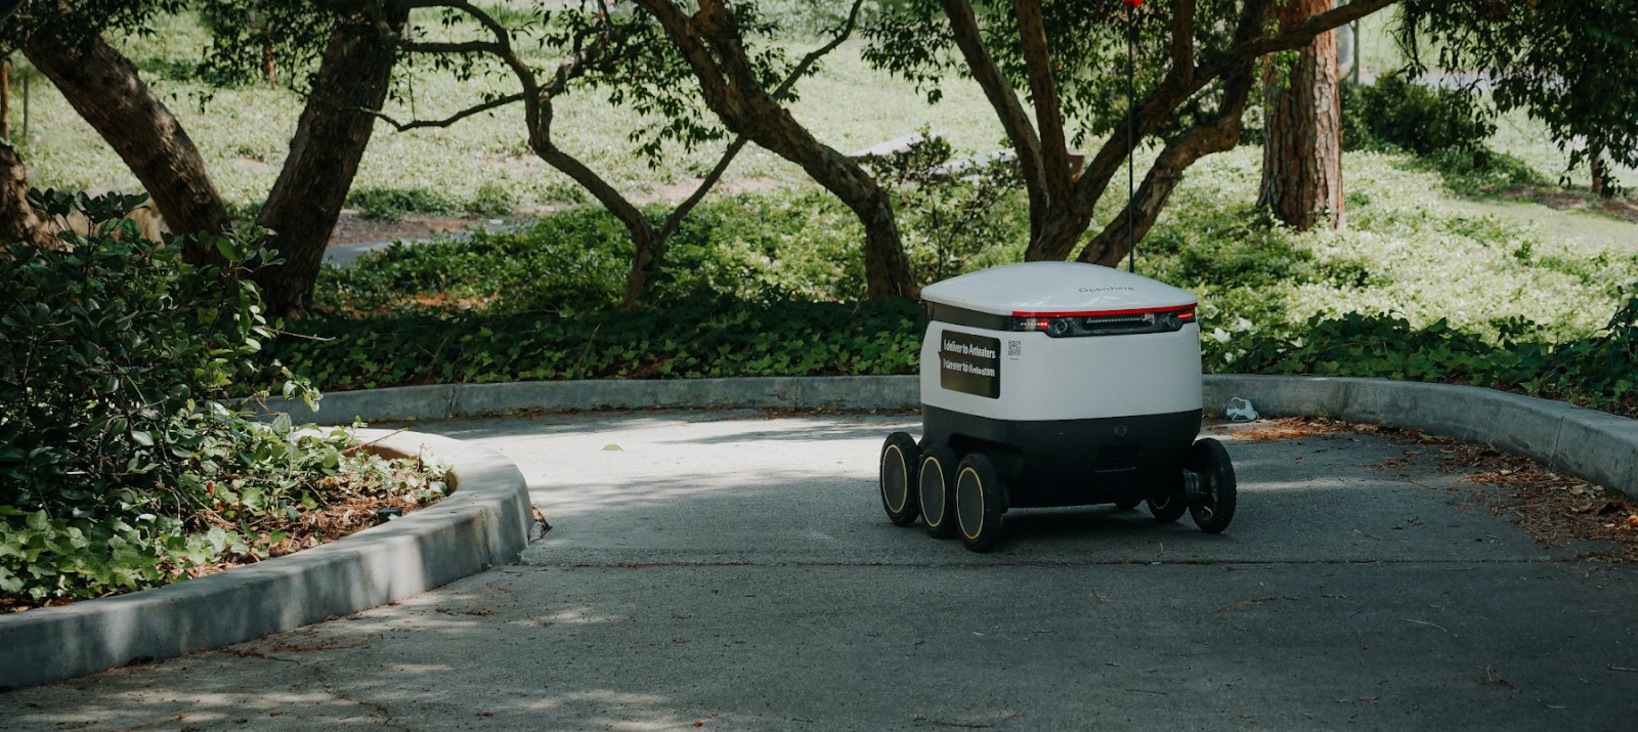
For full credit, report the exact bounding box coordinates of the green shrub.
[1351,74,1495,156]
[1538,291,1638,407]
[313,190,869,315]
[469,181,518,218]
[1204,296,1638,413]
[271,297,925,389]
[314,206,636,315]
[346,186,463,222]
[0,194,445,604]
[1339,82,1377,152]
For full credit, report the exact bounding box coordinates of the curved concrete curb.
[270,374,1634,502]
[0,430,531,691]
[1204,375,1638,502]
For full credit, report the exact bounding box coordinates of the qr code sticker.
[1007,339,1022,358]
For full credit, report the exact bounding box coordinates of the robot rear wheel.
[955,453,1007,553]
[877,432,921,527]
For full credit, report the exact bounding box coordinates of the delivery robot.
[877,261,1236,552]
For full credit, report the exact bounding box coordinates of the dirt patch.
[1442,439,1638,559]
[1,459,449,614]
[328,211,514,246]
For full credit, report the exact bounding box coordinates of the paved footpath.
[4,411,1638,731]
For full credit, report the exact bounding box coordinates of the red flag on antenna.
[1123,0,1144,7]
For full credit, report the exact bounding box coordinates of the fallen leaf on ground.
[1217,596,1280,613]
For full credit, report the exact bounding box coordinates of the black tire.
[918,444,959,539]
[878,432,921,526]
[1147,471,1188,523]
[1188,438,1238,534]
[955,453,1007,553]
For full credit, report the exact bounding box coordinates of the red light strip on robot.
[1011,303,1195,319]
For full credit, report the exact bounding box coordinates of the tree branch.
[1204,0,1395,79]
[373,0,538,93]
[939,0,1048,233]
[1069,0,1275,232]
[1013,0,1072,203]
[1079,54,1260,266]
[1167,0,1197,88]
[630,0,732,102]
[657,135,748,241]
[367,92,525,131]
[774,0,865,101]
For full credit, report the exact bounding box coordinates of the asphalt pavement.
[3,410,1637,731]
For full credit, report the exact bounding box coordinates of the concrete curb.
[271,375,1633,501]
[1203,375,1638,502]
[0,430,532,691]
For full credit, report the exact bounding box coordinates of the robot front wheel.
[1186,438,1237,534]
[1150,437,1238,533]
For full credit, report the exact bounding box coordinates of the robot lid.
[921,261,1197,317]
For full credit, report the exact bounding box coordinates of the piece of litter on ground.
[1227,397,1259,422]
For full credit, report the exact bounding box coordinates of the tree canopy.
[863,0,1393,266]
[1402,0,1638,193]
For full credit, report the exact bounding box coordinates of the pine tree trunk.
[254,5,406,317]
[23,32,231,262]
[1258,0,1342,232]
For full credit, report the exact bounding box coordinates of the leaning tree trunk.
[23,32,231,262]
[254,4,407,317]
[1258,0,1342,232]
[0,143,54,248]
[1079,59,1259,265]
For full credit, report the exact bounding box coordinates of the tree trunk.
[262,31,278,86]
[254,4,406,317]
[526,99,664,310]
[634,0,918,300]
[23,32,231,262]
[0,142,54,248]
[614,135,748,310]
[1258,0,1342,232]
[2,59,10,139]
[1591,145,1612,199]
